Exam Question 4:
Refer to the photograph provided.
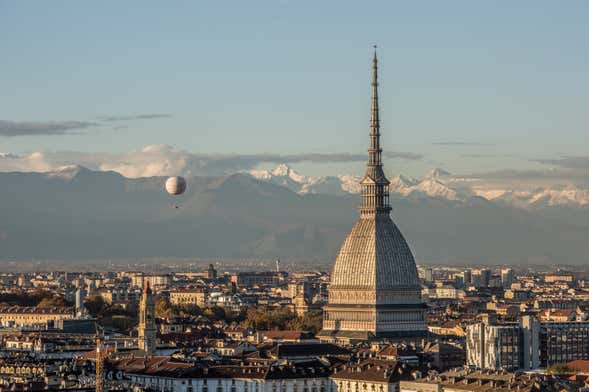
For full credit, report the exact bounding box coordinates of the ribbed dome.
[331,215,419,290]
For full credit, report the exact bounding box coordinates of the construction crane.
[95,325,105,392]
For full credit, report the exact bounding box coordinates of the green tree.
[242,306,323,333]
[203,306,226,321]
[37,296,68,308]
[172,303,201,317]
[244,306,297,330]
[84,295,107,316]
[300,310,323,334]
[101,315,136,332]
[546,363,578,375]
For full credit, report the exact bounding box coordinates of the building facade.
[230,272,286,288]
[131,273,172,289]
[466,314,589,370]
[0,306,74,328]
[466,320,521,370]
[117,357,404,392]
[170,289,208,307]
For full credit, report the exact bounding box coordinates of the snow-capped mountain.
[45,164,89,180]
[473,187,589,207]
[247,165,470,201]
[424,168,452,181]
[247,164,589,207]
[249,164,308,192]
[249,164,362,195]
[528,187,589,207]
[389,175,418,196]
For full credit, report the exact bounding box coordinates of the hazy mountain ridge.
[0,167,588,264]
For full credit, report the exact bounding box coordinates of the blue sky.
[1,1,588,177]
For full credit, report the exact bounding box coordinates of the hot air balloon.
[165,176,187,196]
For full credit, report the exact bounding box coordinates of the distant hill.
[1,166,589,265]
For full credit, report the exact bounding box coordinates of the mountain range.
[249,164,589,208]
[1,164,588,265]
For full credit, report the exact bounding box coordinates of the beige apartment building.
[169,289,207,307]
[0,306,74,327]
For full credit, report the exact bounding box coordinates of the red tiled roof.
[260,331,308,340]
[441,320,461,328]
[567,360,589,374]
[332,359,401,382]
[78,346,115,361]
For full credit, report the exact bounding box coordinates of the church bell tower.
[138,280,157,354]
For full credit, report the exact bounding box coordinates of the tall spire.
[360,48,391,216]
[369,48,380,167]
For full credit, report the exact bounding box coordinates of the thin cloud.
[462,169,563,180]
[458,167,589,188]
[0,151,55,172]
[229,151,423,164]
[461,154,513,158]
[433,142,496,147]
[0,145,424,178]
[0,120,99,137]
[97,114,172,122]
[532,156,589,169]
[384,151,423,160]
[1,113,170,137]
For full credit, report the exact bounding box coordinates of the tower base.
[317,328,428,346]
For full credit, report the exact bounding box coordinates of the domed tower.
[318,51,427,344]
[138,281,157,354]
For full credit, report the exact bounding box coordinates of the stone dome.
[330,215,420,290]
